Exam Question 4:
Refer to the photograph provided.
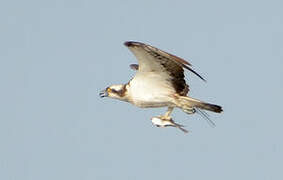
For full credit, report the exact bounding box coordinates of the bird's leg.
[163,107,189,133]
[161,107,174,120]
[151,107,188,133]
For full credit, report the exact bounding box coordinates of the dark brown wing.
[124,41,204,95]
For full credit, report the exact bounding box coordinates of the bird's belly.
[132,99,171,108]
[128,78,175,108]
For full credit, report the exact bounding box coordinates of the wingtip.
[124,41,132,47]
[129,64,139,70]
[124,41,143,47]
[184,65,206,82]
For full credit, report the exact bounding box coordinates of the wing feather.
[125,41,205,81]
[124,41,204,95]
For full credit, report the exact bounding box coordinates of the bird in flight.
[100,41,223,133]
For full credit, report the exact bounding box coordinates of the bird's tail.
[177,96,223,114]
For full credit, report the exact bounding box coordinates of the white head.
[99,84,127,100]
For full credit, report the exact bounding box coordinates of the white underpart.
[128,71,175,108]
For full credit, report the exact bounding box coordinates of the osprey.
[100,41,223,133]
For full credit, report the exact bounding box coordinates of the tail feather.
[178,96,223,113]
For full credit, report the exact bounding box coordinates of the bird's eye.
[107,88,111,93]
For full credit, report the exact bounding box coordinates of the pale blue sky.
[1,0,283,179]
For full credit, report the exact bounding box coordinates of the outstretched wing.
[124,41,204,95]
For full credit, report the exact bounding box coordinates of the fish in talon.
[151,116,189,133]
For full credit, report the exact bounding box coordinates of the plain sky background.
[1,0,283,179]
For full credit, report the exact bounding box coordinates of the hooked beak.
[99,89,108,98]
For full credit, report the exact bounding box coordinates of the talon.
[159,116,172,121]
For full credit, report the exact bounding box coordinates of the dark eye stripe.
[111,89,118,93]
[110,86,126,97]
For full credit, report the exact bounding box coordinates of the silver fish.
[151,116,188,133]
